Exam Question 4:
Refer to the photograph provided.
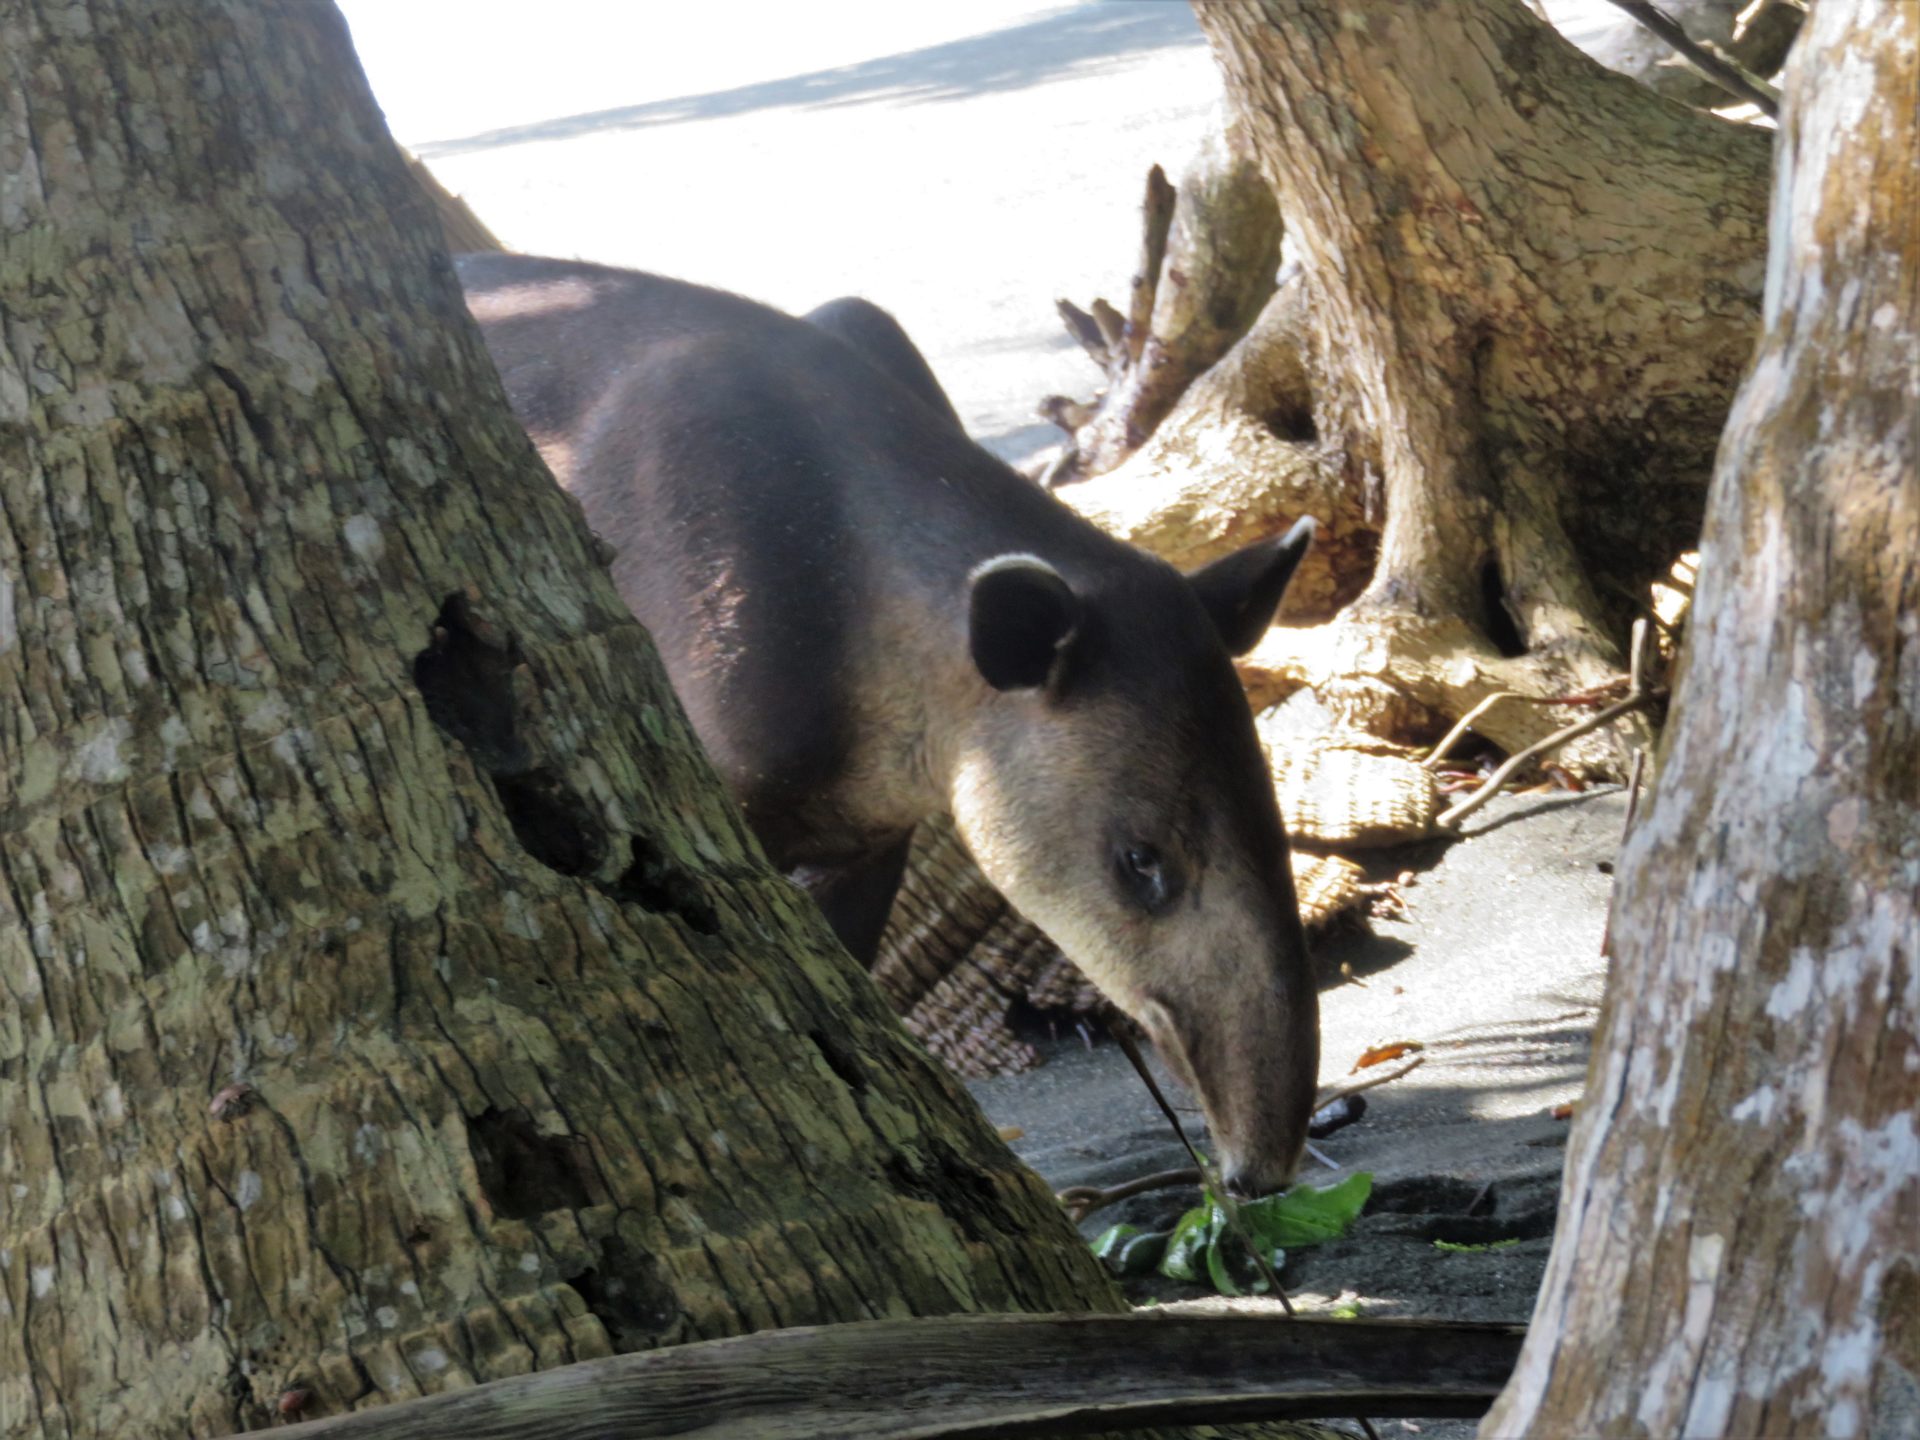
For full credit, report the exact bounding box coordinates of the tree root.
[1241,608,1654,774]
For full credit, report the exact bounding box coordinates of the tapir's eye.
[1115,843,1182,916]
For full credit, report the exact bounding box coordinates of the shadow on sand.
[418,2,1204,158]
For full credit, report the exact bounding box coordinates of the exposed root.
[1240,608,1653,775]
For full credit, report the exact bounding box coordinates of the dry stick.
[1434,691,1659,832]
[1600,0,1782,115]
[1312,1054,1427,1109]
[1059,1167,1203,1223]
[1598,748,1651,959]
[1423,692,1516,770]
[1111,1030,1297,1317]
[1423,678,1644,772]
[1628,614,1658,698]
[1622,748,1649,835]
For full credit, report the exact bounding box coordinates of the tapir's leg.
[789,830,915,967]
[803,298,964,433]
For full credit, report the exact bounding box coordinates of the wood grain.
[258,1313,1523,1439]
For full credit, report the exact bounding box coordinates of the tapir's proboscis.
[458,254,1321,1196]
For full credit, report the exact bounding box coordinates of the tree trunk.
[1185,0,1774,770]
[1485,0,1918,1432]
[0,5,1131,1435]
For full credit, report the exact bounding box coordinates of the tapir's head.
[948,518,1319,1197]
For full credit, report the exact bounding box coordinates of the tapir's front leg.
[789,831,914,967]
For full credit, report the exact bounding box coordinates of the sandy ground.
[340,1,1626,466]
[334,5,1646,1429]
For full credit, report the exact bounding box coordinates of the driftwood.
[1043,107,1284,482]
[255,1313,1524,1440]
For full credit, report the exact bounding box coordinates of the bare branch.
[1436,691,1660,831]
[1126,164,1178,364]
[1601,0,1782,115]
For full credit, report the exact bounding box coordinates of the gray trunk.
[1485,0,1920,1430]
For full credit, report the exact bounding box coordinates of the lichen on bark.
[1486,0,1919,1431]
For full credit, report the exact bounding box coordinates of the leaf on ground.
[1237,1171,1374,1250]
[1155,1173,1372,1294]
[1353,1041,1424,1070]
[1158,1204,1222,1283]
[1432,1237,1523,1254]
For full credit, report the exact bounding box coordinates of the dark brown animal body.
[458,253,1318,1193]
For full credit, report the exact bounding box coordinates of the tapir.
[457,253,1319,1195]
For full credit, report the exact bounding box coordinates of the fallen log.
[255,1313,1523,1439]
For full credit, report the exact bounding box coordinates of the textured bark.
[1485,1,1919,1432]
[0,5,1132,1436]
[1187,0,1774,770]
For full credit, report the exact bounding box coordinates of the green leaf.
[1159,1203,1224,1282]
[1432,1236,1523,1254]
[1090,1224,1140,1263]
[1114,1230,1171,1276]
[1155,1173,1370,1294]
[1236,1172,1374,1251]
[1204,1229,1242,1296]
[1328,1302,1362,1319]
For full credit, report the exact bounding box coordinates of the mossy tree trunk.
[1150,0,1777,769]
[1486,0,1919,1431]
[0,4,1126,1436]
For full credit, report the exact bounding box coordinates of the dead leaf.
[1352,1041,1424,1071]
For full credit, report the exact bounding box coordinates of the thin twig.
[1061,1057,1429,1222]
[1435,691,1659,831]
[1311,1054,1427,1109]
[1057,1168,1201,1223]
[1600,0,1782,115]
[1423,693,1515,770]
[1113,1030,1296,1316]
[1599,748,1648,959]
[1622,748,1649,836]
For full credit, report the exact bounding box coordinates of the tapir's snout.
[1139,923,1320,1202]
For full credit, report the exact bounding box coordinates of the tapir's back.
[455,252,1053,861]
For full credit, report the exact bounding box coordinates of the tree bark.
[1189,0,1774,770]
[1484,0,1919,1432]
[0,5,1130,1435]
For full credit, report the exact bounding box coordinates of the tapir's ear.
[968,554,1081,692]
[1186,517,1316,657]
